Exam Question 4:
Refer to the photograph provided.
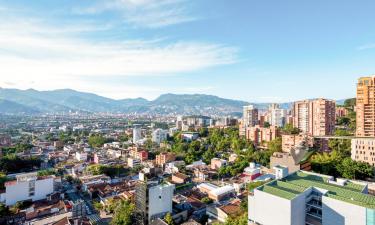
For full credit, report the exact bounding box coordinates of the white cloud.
[357,43,375,50]
[0,13,237,98]
[73,0,197,28]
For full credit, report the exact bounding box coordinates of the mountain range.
[0,88,345,116]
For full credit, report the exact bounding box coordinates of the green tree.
[93,201,103,211]
[0,203,9,217]
[202,148,215,164]
[267,137,282,153]
[283,124,300,135]
[88,135,106,148]
[111,200,135,225]
[201,197,213,204]
[164,212,174,225]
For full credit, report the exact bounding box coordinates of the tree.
[93,201,103,211]
[263,122,271,128]
[202,148,215,164]
[201,197,213,204]
[88,135,106,148]
[344,98,356,109]
[220,213,248,225]
[267,137,282,153]
[111,200,135,225]
[199,127,209,137]
[336,158,374,180]
[0,203,9,217]
[164,212,174,225]
[283,124,300,135]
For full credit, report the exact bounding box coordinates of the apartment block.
[152,129,168,144]
[243,105,259,127]
[155,152,176,166]
[245,125,280,147]
[351,138,375,166]
[248,171,375,225]
[2,172,55,206]
[282,134,313,153]
[210,158,228,170]
[135,180,175,224]
[292,99,336,136]
[267,103,287,127]
[356,76,375,137]
[336,106,349,118]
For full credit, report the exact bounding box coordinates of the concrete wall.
[148,183,175,222]
[5,178,54,205]
[249,189,294,225]
[290,188,309,225]
[322,196,366,225]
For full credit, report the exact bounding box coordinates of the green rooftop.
[258,171,375,209]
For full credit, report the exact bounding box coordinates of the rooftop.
[257,171,375,209]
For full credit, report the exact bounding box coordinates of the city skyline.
[1,1,375,102]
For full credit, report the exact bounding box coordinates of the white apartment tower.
[133,125,142,144]
[243,105,259,127]
[268,103,287,127]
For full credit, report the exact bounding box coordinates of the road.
[65,183,108,225]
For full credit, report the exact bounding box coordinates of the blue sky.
[0,0,375,102]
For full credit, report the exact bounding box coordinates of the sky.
[0,0,375,102]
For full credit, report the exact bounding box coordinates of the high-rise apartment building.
[292,99,335,136]
[267,103,287,127]
[243,105,258,127]
[356,76,375,137]
[133,124,142,144]
[245,125,280,147]
[135,179,175,225]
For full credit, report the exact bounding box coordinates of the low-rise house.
[192,166,216,182]
[129,147,148,161]
[239,162,261,183]
[75,151,87,162]
[181,132,199,142]
[228,154,238,163]
[2,172,56,206]
[156,152,176,166]
[210,158,228,170]
[270,147,314,174]
[172,173,189,184]
[165,161,185,174]
[25,200,65,221]
[206,202,241,223]
[197,183,236,201]
[79,174,111,192]
[128,157,141,168]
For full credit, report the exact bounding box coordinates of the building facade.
[155,152,176,166]
[282,134,314,153]
[292,99,336,136]
[135,180,175,224]
[248,171,375,225]
[267,103,287,127]
[243,105,259,127]
[152,129,168,144]
[3,172,55,206]
[133,125,142,144]
[351,138,375,166]
[356,76,375,137]
[245,125,280,147]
